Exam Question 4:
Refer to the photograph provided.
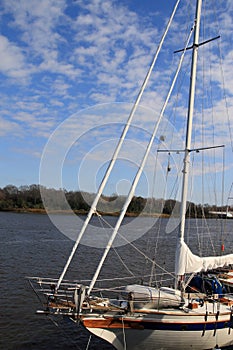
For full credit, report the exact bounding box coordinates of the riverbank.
[2,208,231,219]
[0,207,170,218]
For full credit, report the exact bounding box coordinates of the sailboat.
[29,0,233,349]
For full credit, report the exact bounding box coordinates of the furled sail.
[175,241,233,275]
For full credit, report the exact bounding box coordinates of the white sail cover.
[175,241,233,275]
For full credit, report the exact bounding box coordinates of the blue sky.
[0,0,232,205]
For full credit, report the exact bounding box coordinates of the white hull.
[87,327,233,350]
[82,305,233,350]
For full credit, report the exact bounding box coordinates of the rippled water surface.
[1,212,233,349]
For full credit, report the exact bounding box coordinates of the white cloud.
[0,0,232,197]
[0,116,22,136]
[3,0,66,50]
[0,35,29,78]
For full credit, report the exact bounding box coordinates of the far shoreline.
[0,207,170,218]
[1,208,229,219]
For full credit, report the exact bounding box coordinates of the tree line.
[0,184,229,218]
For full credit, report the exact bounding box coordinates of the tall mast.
[176,0,202,282]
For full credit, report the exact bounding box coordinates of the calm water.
[1,212,233,350]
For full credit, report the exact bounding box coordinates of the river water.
[1,212,233,350]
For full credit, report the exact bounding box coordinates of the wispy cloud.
[0,0,232,198]
[0,35,29,78]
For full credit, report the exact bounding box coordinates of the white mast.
[55,0,181,291]
[175,0,202,284]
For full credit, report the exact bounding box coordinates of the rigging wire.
[156,51,193,220]
[198,0,217,256]
[47,315,84,350]
[87,20,196,294]
[201,0,207,256]
[213,1,233,154]
[204,1,230,256]
[85,335,92,350]
[220,147,226,253]
[205,15,221,256]
[143,149,162,286]
[55,0,182,292]
[116,228,176,279]
[211,0,233,254]
[96,212,135,277]
[94,211,176,283]
[149,151,172,287]
[157,52,192,207]
[146,8,199,285]
[87,210,177,284]
[121,317,127,350]
[191,0,228,257]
